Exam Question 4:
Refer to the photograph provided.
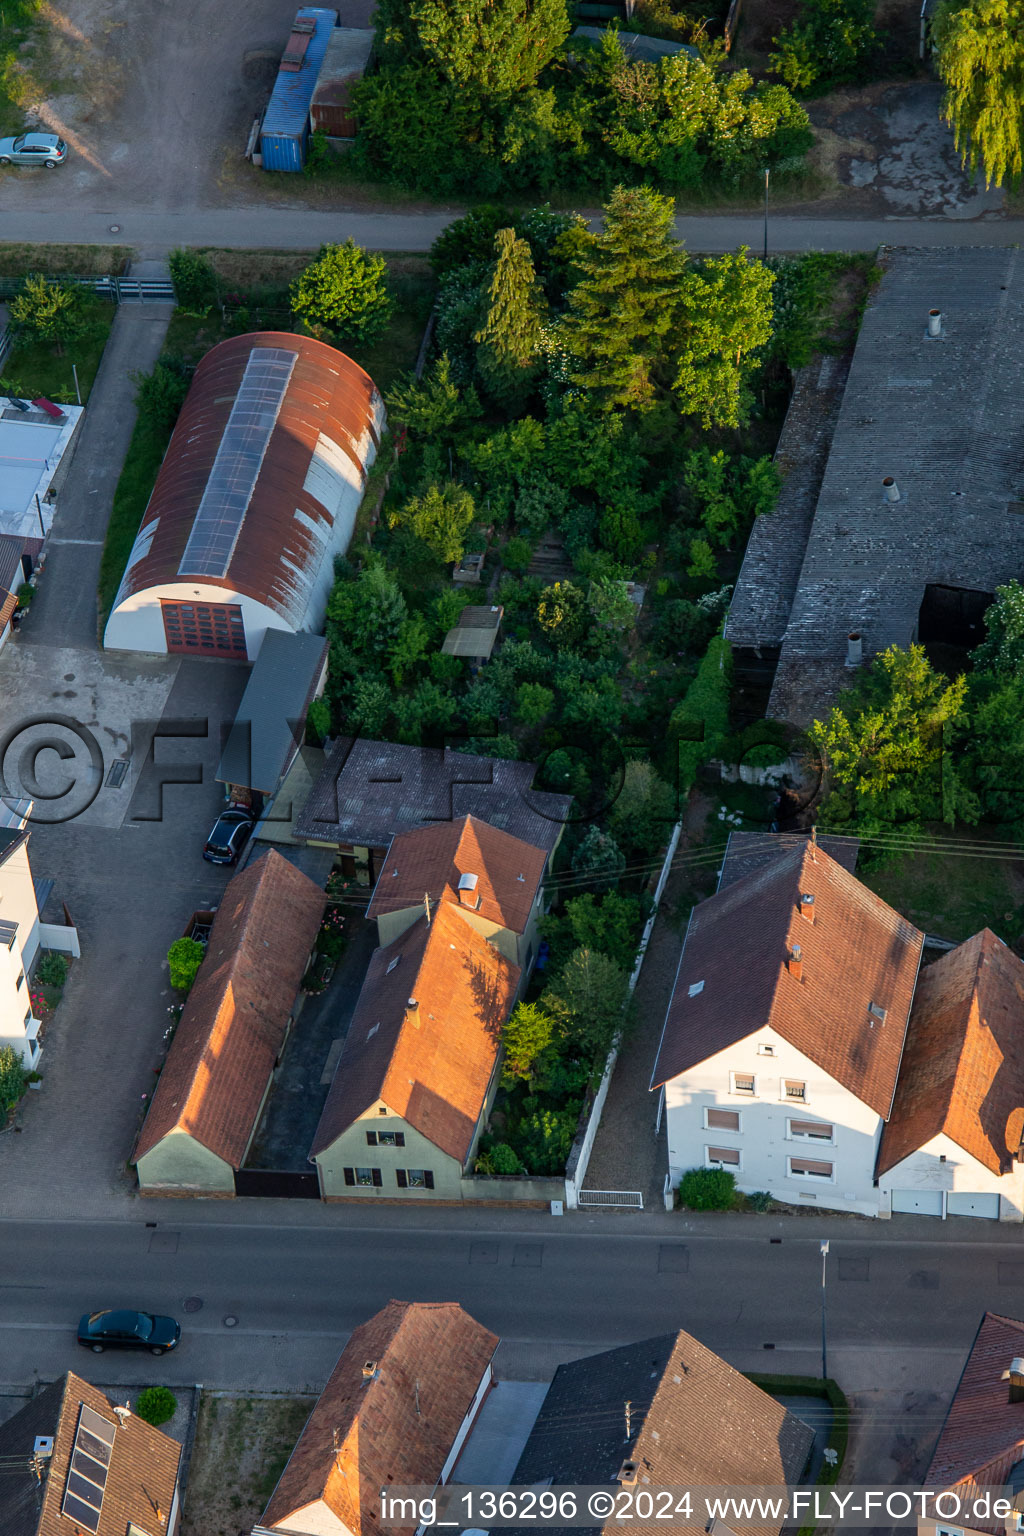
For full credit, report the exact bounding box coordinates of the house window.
[23,1007,31,1029]
[730,1072,756,1096]
[705,1108,740,1132]
[788,1156,834,1181]
[343,1167,383,1187]
[15,971,24,990]
[396,1169,435,1189]
[706,1146,741,1168]
[378,1105,388,1115]
[788,1119,834,1143]
[367,1130,404,1147]
[868,1001,887,1022]
[757,1043,775,1057]
[783,1080,807,1101]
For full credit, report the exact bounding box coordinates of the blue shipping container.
[260,7,338,172]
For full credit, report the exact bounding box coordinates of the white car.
[0,132,67,168]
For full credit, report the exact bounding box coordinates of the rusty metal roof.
[115,332,383,625]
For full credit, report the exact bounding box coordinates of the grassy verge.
[1,296,116,403]
[0,244,132,278]
[182,1393,314,1536]
[97,401,173,629]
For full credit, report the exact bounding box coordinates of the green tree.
[135,1387,177,1427]
[673,251,774,427]
[389,614,430,686]
[347,676,394,736]
[571,824,626,891]
[327,562,407,659]
[541,890,643,972]
[516,1107,578,1174]
[409,0,571,98]
[10,274,89,354]
[770,0,879,95]
[537,580,587,644]
[588,578,635,633]
[394,481,477,565]
[514,681,555,725]
[386,353,482,441]
[934,0,1024,188]
[0,1044,27,1116]
[474,228,548,407]
[501,1000,555,1083]
[167,937,204,992]
[686,537,717,579]
[951,671,1024,831]
[974,579,1024,673]
[809,644,968,851]
[563,185,688,411]
[290,241,394,344]
[609,758,677,856]
[168,249,217,316]
[544,946,631,1064]
[670,633,733,796]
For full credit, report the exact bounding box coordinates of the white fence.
[563,819,683,1210]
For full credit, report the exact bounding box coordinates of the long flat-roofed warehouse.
[104,331,384,661]
[727,247,1024,727]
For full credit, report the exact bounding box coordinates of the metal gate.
[578,1189,644,1209]
[86,276,175,303]
[234,1169,319,1199]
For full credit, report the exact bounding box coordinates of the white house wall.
[663,1026,884,1216]
[104,583,293,660]
[0,839,43,1067]
[878,1131,1024,1222]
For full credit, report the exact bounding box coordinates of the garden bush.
[167,936,204,993]
[678,1165,736,1210]
[168,249,218,316]
[135,1387,177,1427]
[0,1044,27,1116]
[35,952,68,988]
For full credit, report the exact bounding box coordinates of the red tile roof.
[261,1300,498,1536]
[367,814,547,935]
[310,902,519,1163]
[134,849,326,1170]
[650,843,924,1116]
[927,1312,1024,1496]
[878,930,1024,1177]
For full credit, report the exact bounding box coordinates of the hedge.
[744,1373,849,1536]
[669,632,733,796]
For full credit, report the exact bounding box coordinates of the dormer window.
[868,1001,887,1022]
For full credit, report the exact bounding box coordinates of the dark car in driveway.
[203,807,254,865]
[77,1309,181,1355]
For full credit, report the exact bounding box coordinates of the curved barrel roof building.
[104,331,384,661]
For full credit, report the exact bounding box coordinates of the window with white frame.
[706,1145,741,1169]
[782,1079,807,1101]
[757,1043,775,1056]
[788,1156,834,1181]
[788,1118,834,1143]
[705,1107,741,1132]
[731,1071,756,1096]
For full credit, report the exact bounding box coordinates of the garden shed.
[260,6,338,171]
[310,27,375,140]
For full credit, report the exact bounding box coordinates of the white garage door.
[947,1192,1000,1219]
[891,1189,943,1216]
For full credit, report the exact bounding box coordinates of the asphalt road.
[0,1215,1017,1392]
[2,208,1024,255]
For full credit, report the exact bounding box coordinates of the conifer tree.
[474,228,547,409]
[562,186,688,412]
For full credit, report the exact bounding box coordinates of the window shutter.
[424,1170,435,1190]
[395,1132,405,1148]
[343,1167,355,1186]
[372,1168,383,1188]
[365,1131,377,1146]
[396,1170,408,1188]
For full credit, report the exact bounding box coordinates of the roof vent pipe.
[789,944,803,982]
[883,477,900,503]
[927,309,942,338]
[1002,1359,1024,1403]
[847,632,863,666]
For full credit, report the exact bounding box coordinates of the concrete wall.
[459,1175,564,1204]
[664,1026,884,1217]
[136,1129,235,1196]
[878,1130,1024,1221]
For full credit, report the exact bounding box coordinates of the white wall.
[0,839,43,1068]
[104,582,293,660]
[878,1131,1024,1222]
[663,1026,884,1216]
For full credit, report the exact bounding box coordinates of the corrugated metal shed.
[217,629,329,795]
[310,27,374,138]
[261,7,338,172]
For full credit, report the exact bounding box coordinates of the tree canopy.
[290,241,393,343]
[934,0,1024,187]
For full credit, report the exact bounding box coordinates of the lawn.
[2,296,116,403]
[0,244,131,279]
[181,1392,315,1536]
[864,833,1024,946]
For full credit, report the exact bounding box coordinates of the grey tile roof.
[716,830,859,891]
[0,1378,63,1536]
[294,738,571,852]
[740,247,1024,727]
[0,533,24,598]
[216,629,328,794]
[510,1332,814,1536]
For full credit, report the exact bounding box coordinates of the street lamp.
[763,167,770,262]
[820,1239,830,1381]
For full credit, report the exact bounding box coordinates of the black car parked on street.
[77,1309,181,1355]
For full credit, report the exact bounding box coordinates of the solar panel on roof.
[178,347,297,580]
[62,1403,115,1533]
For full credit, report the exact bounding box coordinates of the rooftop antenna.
[415,1381,421,1416]
[424,893,431,924]
[624,1400,632,1442]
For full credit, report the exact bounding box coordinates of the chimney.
[363,1360,378,1380]
[799,893,815,922]
[882,477,900,503]
[618,1461,638,1487]
[1003,1359,1024,1403]
[406,998,418,1012]
[458,872,480,908]
[927,308,942,338]
[788,943,803,982]
[846,631,863,667]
